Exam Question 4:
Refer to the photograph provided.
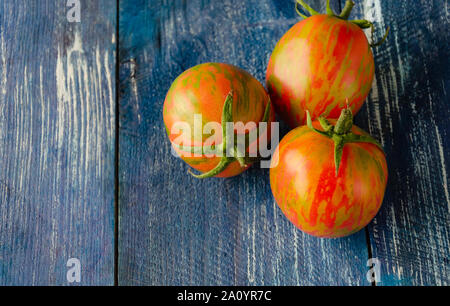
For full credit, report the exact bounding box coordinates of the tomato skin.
[266,14,374,128]
[163,63,275,177]
[269,120,387,238]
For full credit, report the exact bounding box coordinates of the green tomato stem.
[350,19,372,29]
[350,20,390,47]
[185,91,272,179]
[334,108,354,135]
[188,158,233,179]
[306,107,384,176]
[326,0,335,16]
[370,26,390,47]
[295,0,319,18]
[318,116,333,132]
[294,1,389,47]
[339,0,355,20]
[188,91,234,178]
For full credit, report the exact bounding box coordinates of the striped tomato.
[270,108,388,238]
[266,0,388,127]
[163,63,275,178]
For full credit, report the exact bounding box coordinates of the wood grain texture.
[118,0,373,286]
[3,0,445,286]
[347,0,449,285]
[0,0,116,285]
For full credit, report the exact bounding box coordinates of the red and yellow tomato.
[266,14,374,127]
[163,62,275,178]
[269,112,387,238]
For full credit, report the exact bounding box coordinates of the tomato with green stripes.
[266,0,388,127]
[163,62,275,178]
[270,108,388,238]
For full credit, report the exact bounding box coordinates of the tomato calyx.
[295,0,389,47]
[306,107,383,176]
[173,91,272,179]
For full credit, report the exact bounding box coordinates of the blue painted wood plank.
[346,0,449,285]
[0,1,116,285]
[118,0,372,285]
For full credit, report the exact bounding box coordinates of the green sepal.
[318,116,333,133]
[188,91,234,178]
[295,0,319,18]
[188,158,233,179]
[339,0,355,20]
[369,26,390,47]
[344,133,384,152]
[185,91,271,179]
[350,19,372,29]
[306,111,331,138]
[306,107,384,176]
[326,0,335,16]
[294,0,389,47]
[332,135,345,176]
[221,91,234,149]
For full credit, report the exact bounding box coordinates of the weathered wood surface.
[118,0,374,286]
[1,0,448,286]
[349,0,449,285]
[0,1,116,285]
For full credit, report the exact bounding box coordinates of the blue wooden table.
[0,0,448,285]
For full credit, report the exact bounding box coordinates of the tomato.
[163,63,275,178]
[269,108,388,238]
[266,1,387,128]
